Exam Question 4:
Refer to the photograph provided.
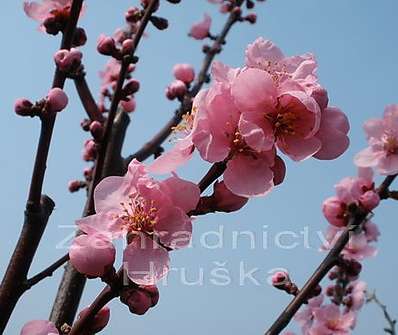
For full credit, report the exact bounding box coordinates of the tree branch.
[264,174,397,335]
[49,0,159,327]
[0,1,84,332]
[74,75,104,122]
[367,291,397,335]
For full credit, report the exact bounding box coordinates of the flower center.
[172,107,197,137]
[267,111,297,136]
[326,319,341,330]
[383,134,398,155]
[263,60,290,85]
[118,195,157,234]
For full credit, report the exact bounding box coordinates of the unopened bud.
[14,98,34,117]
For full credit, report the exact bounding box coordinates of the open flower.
[20,320,58,335]
[75,159,200,285]
[355,104,398,175]
[240,38,349,161]
[311,304,356,335]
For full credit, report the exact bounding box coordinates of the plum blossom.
[75,159,200,285]
[189,14,211,40]
[322,168,379,227]
[294,295,324,333]
[20,320,58,335]
[173,63,195,84]
[311,304,355,335]
[345,281,367,311]
[355,104,398,175]
[233,38,349,161]
[23,0,83,33]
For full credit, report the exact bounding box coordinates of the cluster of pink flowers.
[151,38,350,197]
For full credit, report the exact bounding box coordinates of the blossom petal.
[160,176,200,212]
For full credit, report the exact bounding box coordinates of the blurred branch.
[367,291,397,335]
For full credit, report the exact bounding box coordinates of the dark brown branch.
[265,174,397,335]
[24,254,70,290]
[74,75,104,122]
[124,3,243,165]
[50,1,158,326]
[0,196,55,332]
[0,1,83,332]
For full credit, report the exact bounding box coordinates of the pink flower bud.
[322,196,347,227]
[125,7,141,23]
[14,98,33,116]
[54,48,82,72]
[84,167,93,180]
[77,306,110,333]
[89,121,104,140]
[121,98,136,113]
[69,234,116,278]
[120,288,153,315]
[272,155,286,186]
[97,34,116,56]
[139,285,159,307]
[46,88,68,113]
[73,27,87,47]
[359,190,380,211]
[271,271,289,287]
[20,320,59,335]
[82,139,97,161]
[189,14,211,40]
[166,80,187,100]
[122,39,134,55]
[173,63,195,84]
[311,87,329,110]
[212,181,248,212]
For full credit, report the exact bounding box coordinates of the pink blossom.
[120,285,159,315]
[241,38,349,160]
[294,295,324,333]
[322,196,348,227]
[189,14,211,40]
[54,48,82,72]
[23,0,71,24]
[46,88,68,113]
[14,98,33,117]
[173,63,195,84]
[165,80,187,100]
[76,159,200,285]
[311,304,355,335]
[82,139,96,161]
[121,98,136,113]
[20,320,58,335]
[342,233,377,261]
[355,104,398,175]
[97,34,116,56]
[77,306,110,333]
[364,221,380,242]
[69,234,116,277]
[346,281,367,311]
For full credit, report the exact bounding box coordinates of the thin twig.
[265,174,397,335]
[74,75,104,122]
[367,291,397,335]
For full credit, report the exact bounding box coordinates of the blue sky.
[1,0,398,334]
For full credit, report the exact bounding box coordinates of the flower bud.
[69,234,116,278]
[54,48,82,72]
[311,87,329,110]
[322,197,347,227]
[165,80,187,100]
[140,285,159,306]
[125,7,141,23]
[77,306,110,333]
[89,121,104,140]
[211,181,248,212]
[46,88,68,113]
[20,320,59,335]
[121,98,136,113]
[123,79,140,96]
[97,34,117,56]
[359,190,380,211]
[272,155,286,186]
[189,14,211,40]
[82,139,97,161]
[173,63,195,84]
[68,180,85,193]
[271,271,289,287]
[122,39,134,55]
[141,0,160,11]
[245,13,257,24]
[120,287,154,315]
[73,27,87,47]
[14,98,33,117]
[43,16,63,35]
